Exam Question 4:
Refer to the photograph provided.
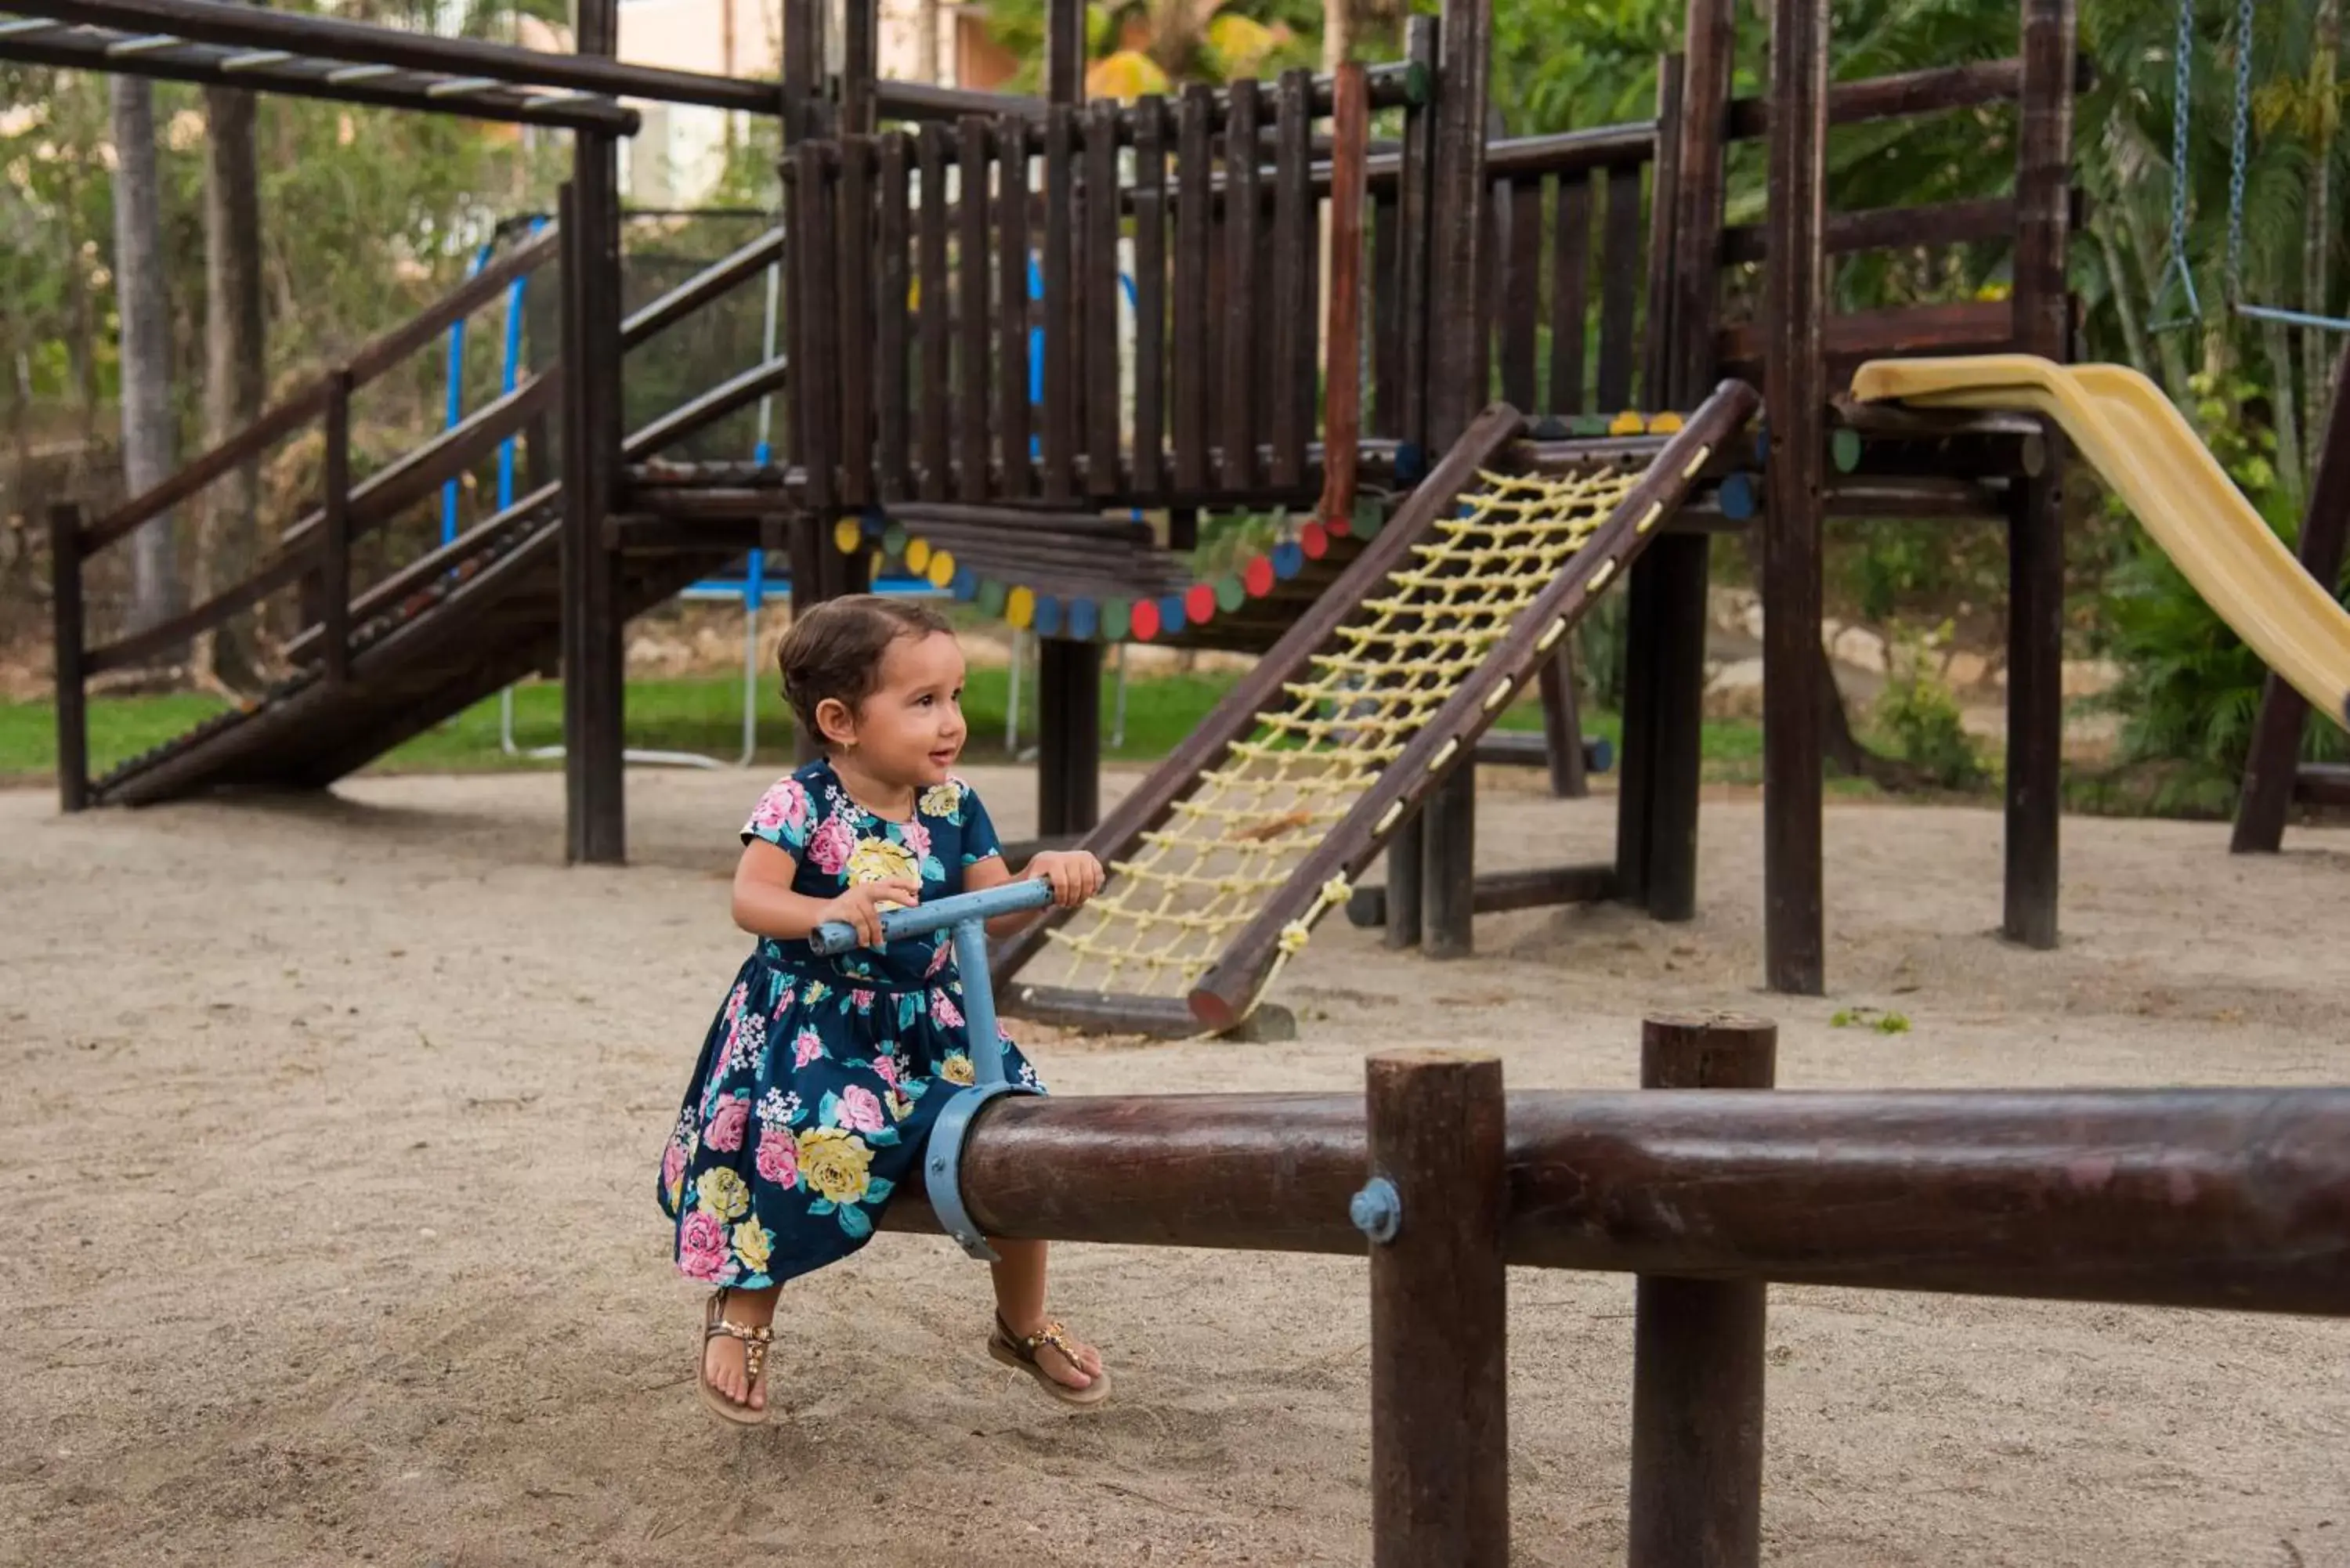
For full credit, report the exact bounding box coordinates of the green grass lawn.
[1,666,1784,789]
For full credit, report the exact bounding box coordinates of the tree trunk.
[2265,313,2305,505]
[201,78,268,692]
[1322,0,1356,69]
[916,0,939,83]
[2092,217,2154,379]
[2305,0,2341,476]
[109,76,183,648]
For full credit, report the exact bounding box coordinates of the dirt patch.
[2,765,2346,1566]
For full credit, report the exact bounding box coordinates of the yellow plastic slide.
[1850,354,2350,732]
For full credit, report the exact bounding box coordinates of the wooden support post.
[1418,0,1491,960]
[559,146,628,866]
[1537,652,1589,798]
[1365,1050,1508,1568]
[839,0,874,132]
[2236,338,2350,853]
[1760,0,1828,993]
[1036,637,1102,836]
[956,116,991,503]
[1220,80,1263,493]
[915,125,951,501]
[1643,535,1709,921]
[1625,1012,1776,1568]
[48,503,87,814]
[2001,0,2075,946]
[995,113,1033,499]
[1131,99,1168,499]
[321,368,352,688]
[1043,0,1083,107]
[1041,107,1077,504]
[876,132,912,500]
[1381,15,1438,948]
[1638,52,1708,922]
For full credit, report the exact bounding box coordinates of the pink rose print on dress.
[746,778,809,841]
[754,1128,800,1187]
[678,1210,731,1281]
[872,1054,900,1088]
[808,812,856,876]
[901,818,931,861]
[925,940,953,977]
[930,988,964,1028]
[851,988,876,1012]
[704,1097,749,1153]
[661,1140,687,1194]
[837,1083,886,1133]
[793,1028,826,1068]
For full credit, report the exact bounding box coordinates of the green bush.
[1872,624,1988,790]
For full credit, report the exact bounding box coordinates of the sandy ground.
[3,762,2348,1568]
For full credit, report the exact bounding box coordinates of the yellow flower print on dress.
[696,1165,750,1221]
[732,1219,774,1277]
[919,780,964,819]
[848,836,920,888]
[797,1125,876,1205]
[938,1052,976,1086]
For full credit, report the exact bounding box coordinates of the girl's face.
[822,629,968,789]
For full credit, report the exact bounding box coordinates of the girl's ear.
[814,696,858,749]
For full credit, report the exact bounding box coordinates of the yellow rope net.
[1022,458,1644,1008]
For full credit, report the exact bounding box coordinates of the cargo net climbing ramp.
[996,393,1748,1035]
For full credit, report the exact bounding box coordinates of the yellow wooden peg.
[833,517,863,554]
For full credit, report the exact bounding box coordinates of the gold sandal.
[987,1313,1111,1408]
[697,1288,775,1427]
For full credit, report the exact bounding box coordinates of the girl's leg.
[707,1283,782,1411]
[988,1238,1103,1389]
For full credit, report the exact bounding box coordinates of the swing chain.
[2226,0,2253,305]
[2224,0,2350,332]
[2153,0,2203,329]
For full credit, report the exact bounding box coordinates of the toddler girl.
[656,594,1108,1426]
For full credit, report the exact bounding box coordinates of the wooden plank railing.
[790,62,1420,511]
[81,225,559,557]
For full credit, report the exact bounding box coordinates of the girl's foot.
[989,1313,1110,1407]
[698,1287,779,1425]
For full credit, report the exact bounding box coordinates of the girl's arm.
[964,847,1104,937]
[732,840,920,948]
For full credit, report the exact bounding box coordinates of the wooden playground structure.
[19,0,2350,1559]
[30,0,2350,1025]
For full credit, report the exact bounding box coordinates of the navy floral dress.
[656,758,1045,1289]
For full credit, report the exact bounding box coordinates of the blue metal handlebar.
[805,876,1057,1266]
[806,877,1054,956]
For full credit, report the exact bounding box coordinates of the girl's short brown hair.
[777,593,955,746]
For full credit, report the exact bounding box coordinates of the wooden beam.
[1625,1013,1774,1568]
[1343,861,1615,927]
[1368,1052,1509,1568]
[2235,338,2350,852]
[875,1083,2350,1315]
[47,503,87,814]
[1760,0,1830,995]
[2001,0,2076,948]
[1727,58,2024,139]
